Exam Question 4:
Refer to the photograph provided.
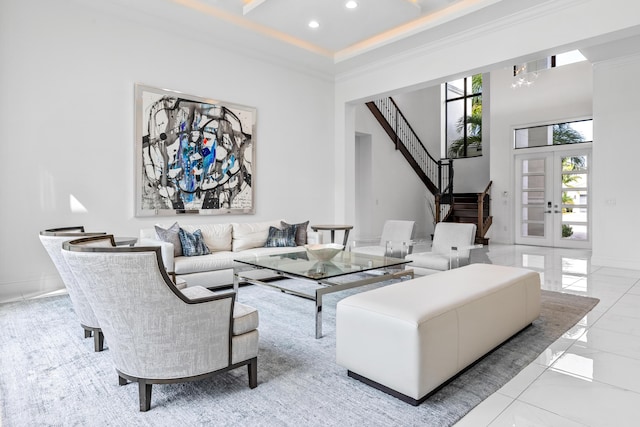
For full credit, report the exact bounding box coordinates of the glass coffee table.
[234,250,413,338]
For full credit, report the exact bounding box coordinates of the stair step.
[454,211,478,218]
[454,217,479,224]
[453,202,478,210]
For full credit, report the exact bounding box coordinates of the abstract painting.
[135,84,256,216]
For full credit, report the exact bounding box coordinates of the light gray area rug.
[0,282,599,427]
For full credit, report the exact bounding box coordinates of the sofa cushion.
[155,222,183,257]
[281,220,309,246]
[174,251,236,275]
[178,229,211,257]
[232,220,281,252]
[182,223,232,252]
[264,225,297,247]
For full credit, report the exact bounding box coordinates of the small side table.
[114,237,137,247]
[310,225,353,248]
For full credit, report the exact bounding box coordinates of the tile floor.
[455,244,640,427]
[4,243,640,426]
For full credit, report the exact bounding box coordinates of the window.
[514,119,593,149]
[445,74,482,158]
[512,50,587,88]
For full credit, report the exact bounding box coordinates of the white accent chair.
[62,235,259,412]
[350,220,416,258]
[405,222,477,275]
[39,226,107,351]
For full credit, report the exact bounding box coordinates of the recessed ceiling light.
[345,1,358,9]
[308,20,320,29]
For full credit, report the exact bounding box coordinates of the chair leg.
[94,331,104,352]
[248,358,258,389]
[139,381,152,412]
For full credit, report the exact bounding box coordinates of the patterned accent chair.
[62,235,259,412]
[39,226,107,351]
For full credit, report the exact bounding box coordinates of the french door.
[515,148,591,248]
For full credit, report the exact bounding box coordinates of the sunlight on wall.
[69,195,88,213]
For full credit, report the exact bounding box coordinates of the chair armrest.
[138,237,175,273]
[180,286,236,303]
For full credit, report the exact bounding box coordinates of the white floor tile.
[571,327,640,360]
[488,400,588,427]
[453,392,514,427]
[497,364,547,399]
[551,346,640,394]
[608,294,640,320]
[592,312,640,337]
[518,369,640,427]
[591,266,640,279]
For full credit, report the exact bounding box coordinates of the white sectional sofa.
[336,263,541,405]
[139,219,314,289]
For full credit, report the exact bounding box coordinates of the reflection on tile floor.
[4,244,640,426]
[457,244,640,426]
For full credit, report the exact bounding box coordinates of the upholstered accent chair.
[405,222,478,275]
[62,235,259,412]
[39,226,107,351]
[350,220,416,258]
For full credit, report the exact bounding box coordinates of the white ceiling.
[98,0,514,75]
[95,0,640,77]
[203,0,463,52]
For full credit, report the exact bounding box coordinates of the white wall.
[393,87,441,159]
[488,61,593,243]
[591,54,640,268]
[0,0,335,299]
[354,105,431,240]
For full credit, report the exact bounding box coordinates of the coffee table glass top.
[234,250,411,281]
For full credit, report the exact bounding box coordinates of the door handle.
[544,210,552,214]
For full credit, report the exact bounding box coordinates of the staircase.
[366,97,492,244]
[442,182,493,244]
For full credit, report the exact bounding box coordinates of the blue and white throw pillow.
[264,225,297,248]
[178,228,211,257]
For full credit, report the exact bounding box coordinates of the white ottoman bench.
[336,263,541,405]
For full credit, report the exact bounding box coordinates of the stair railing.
[370,98,453,196]
[477,180,493,238]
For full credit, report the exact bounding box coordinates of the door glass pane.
[562,190,587,206]
[522,159,544,173]
[562,173,587,188]
[523,207,544,221]
[562,155,587,172]
[522,191,544,204]
[522,175,545,189]
[561,224,587,241]
[522,223,544,237]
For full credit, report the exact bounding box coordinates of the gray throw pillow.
[264,225,297,248]
[155,222,183,257]
[281,220,309,246]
